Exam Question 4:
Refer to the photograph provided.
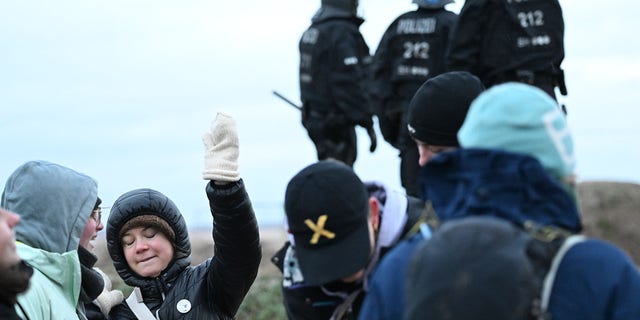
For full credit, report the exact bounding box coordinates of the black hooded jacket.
[370,7,458,148]
[106,180,261,319]
[299,7,372,128]
[447,0,565,93]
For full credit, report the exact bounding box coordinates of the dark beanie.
[407,71,485,146]
[404,217,538,320]
[119,215,176,244]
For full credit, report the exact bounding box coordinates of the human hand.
[93,268,124,316]
[202,112,240,182]
[95,289,124,317]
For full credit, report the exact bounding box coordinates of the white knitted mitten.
[202,112,240,182]
[93,268,124,317]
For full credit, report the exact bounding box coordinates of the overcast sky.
[1,1,638,228]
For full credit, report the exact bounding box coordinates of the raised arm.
[202,112,262,317]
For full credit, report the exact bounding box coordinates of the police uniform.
[299,3,374,167]
[447,0,567,100]
[370,2,457,196]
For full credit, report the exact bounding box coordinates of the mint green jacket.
[1,160,99,320]
[15,244,82,319]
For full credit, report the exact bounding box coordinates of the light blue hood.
[1,160,98,253]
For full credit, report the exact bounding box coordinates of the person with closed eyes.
[105,112,261,319]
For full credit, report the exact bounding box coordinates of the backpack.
[404,216,585,320]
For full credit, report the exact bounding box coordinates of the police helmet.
[413,0,454,9]
[322,0,358,15]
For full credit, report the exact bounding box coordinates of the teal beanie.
[458,83,575,180]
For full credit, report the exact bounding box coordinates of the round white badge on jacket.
[177,299,191,313]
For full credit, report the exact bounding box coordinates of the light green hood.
[1,160,98,253]
[16,243,81,308]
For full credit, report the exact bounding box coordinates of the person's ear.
[368,197,380,232]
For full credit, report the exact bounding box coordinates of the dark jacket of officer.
[299,3,373,166]
[370,6,457,149]
[447,0,566,98]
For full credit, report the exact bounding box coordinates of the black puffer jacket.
[106,180,261,319]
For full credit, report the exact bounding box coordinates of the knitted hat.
[405,216,538,320]
[118,215,176,244]
[284,160,371,286]
[407,71,485,146]
[458,83,575,180]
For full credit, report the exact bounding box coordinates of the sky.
[1,1,639,228]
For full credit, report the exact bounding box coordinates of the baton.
[272,90,302,111]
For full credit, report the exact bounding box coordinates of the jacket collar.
[420,149,582,232]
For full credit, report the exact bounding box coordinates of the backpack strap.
[539,234,586,316]
[126,287,158,320]
[403,201,435,238]
[329,288,364,320]
[400,196,428,236]
[419,223,432,239]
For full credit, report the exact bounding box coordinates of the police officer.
[299,0,376,168]
[447,0,568,100]
[369,0,457,196]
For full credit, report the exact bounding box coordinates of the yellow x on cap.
[284,160,371,286]
[305,215,336,244]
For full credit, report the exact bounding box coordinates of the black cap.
[407,71,485,146]
[284,160,371,286]
[404,216,538,320]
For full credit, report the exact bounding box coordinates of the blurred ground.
[93,181,640,319]
[578,181,640,264]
